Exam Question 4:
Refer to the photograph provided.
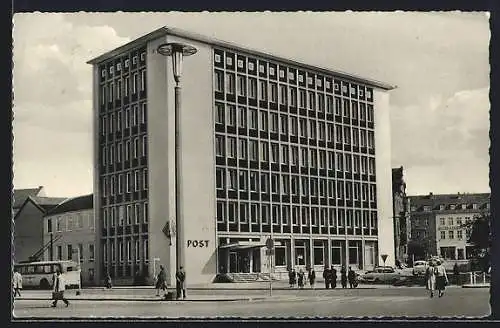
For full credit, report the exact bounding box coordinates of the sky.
[12,12,490,197]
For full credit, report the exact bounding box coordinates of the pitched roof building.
[12,186,45,215]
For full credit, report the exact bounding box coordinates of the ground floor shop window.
[440,246,456,260]
[295,241,306,266]
[275,246,286,267]
[457,248,465,260]
[313,241,325,266]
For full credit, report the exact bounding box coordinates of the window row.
[439,230,466,240]
[215,137,376,172]
[101,169,149,196]
[100,70,146,104]
[47,212,95,234]
[214,73,374,116]
[438,217,472,226]
[100,103,147,135]
[100,51,146,79]
[216,201,378,228]
[101,136,148,166]
[215,106,375,144]
[216,169,377,200]
[103,238,149,263]
[53,243,95,262]
[102,202,149,228]
[213,51,373,102]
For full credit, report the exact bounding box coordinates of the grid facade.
[97,46,150,280]
[212,48,380,271]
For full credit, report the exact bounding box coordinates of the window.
[227,105,236,126]
[134,203,141,224]
[47,218,52,233]
[239,170,247,191]
[228,201,237,223]
[448,218,454,226]
[248,140,259,161]
[261,173,269,193]
[281,145,289,164]
[237,75,246,96]
[448,230,454,239]
[249,109,258,130]
[126,240,131,262]
[260,141,268,161]
[134,240,140,261]
[226,73,235,94]
[215,135,225,156]
[132,73,138,94]
[270,83,278,103]
[89,214,94,230]
[216,201,225,223]
[216,168,225,190]
[271,143,279,163]
[308,91,315,110]
[227,137,237,158]
[227,169,237,190]
[215,71,224,92]
[143,202,148,223]
[275,246,286,266]
[238,139,247,159]
[291,146,299,166]
[248,78,257,99]
[271,205,279,224]
[457,230,463,240]
[260,111,268,132]
[313,242,324,265]
[249,171,258,192]
[126,205,132,225]
[143,239,149,260]
[440,218,446,226]
[299,118,307,138]
[140,70,146,91]
[271,174,279,194]
[67,245,73,261]
[261,204,269,224]
[290,88,297,107]
[259,80,267,101]
[57,246,62,260]
[270,113,278,133]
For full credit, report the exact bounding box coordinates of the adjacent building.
[43,194,96,286]
[13,195,66,263]
[88,26,396,285]
[13,186,46,217]
[392,167,410,265]
[408,192,490,262]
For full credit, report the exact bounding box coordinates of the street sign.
[381,254,388,263]
[266,238,274,250]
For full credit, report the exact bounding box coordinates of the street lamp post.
[157,43,197,275]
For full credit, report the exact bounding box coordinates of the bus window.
[67,266,74,272]
[35,266,45,274]
[27,266,35,274]
[55,264,63,273]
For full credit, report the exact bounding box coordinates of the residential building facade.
[88,27,396,285]
[13,196,66,263]
[408,192,490,262]
[392,166,410,264]
[43,194,96,286]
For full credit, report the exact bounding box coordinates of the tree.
[462,211,491,272]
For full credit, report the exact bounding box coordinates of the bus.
[14,260,81,290]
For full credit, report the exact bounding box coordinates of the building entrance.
[219,241,265,274]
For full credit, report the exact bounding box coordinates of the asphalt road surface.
[13,287,490,319]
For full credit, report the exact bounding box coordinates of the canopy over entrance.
[219,241,267,250]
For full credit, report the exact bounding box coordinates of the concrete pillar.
[361,238,366,270]
[290,237,295,269]
[327,238,332,268]
[309,237,313,269]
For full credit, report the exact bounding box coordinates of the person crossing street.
[51,269,70,308]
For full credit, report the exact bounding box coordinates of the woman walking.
[435,260,449,297]
[288,269,297,288]
[340,266,348,289]
[297,269,305,289]
[308,268,316,289]
[425,261,437,298]
[156,265,167,296]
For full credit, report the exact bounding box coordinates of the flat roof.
[87,26,396,91]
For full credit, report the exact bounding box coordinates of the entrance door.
[252,249,261,273]
[229,252,238,273]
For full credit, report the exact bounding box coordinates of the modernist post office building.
[88,27,396,285]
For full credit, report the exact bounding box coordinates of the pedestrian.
[297,269,305,289]
[323,266,330,289]
[105,274,112,289]
[12,267,22,298]
[156,265,167,296]
[453,263,460,286]
[425,261,437,298]
[176,266,186,299]
[308,268,316,289]
[435,260,449,298]
[51,269,70,308]
[330,266,337,289]
[348,267,356,289]
[341,266,348,289]
[288,268,297,288]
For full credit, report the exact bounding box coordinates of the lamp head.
[157,42,197,83]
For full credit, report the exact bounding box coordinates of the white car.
[412,260,428,276]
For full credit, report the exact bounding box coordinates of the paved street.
[13,287,490,319]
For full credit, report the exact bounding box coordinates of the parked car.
[358,266,402,284]
[412,260,428,276]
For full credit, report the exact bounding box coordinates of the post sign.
[266,238,274,250]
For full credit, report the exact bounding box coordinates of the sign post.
[381,254,388,283]
[266,238,274,296]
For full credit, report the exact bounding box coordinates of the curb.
[462,284,490,289]
[15,297,264,302]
